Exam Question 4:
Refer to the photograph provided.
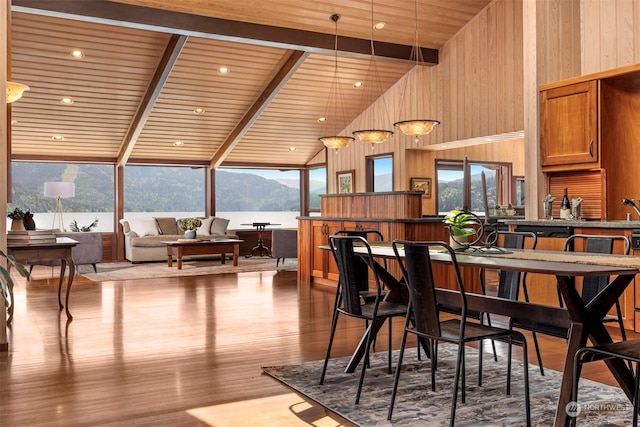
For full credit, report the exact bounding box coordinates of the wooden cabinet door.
[540,81,598,168]
[310,220,341,281]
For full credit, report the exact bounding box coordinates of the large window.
[123,165,205,219]
[9,162,115,232]
[308,166,327,214]
[436,160,512,215]
[366,154,393,192]
[215,168,301,229]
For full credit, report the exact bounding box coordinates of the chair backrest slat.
[562,234,630,304]
[496,231,537,301]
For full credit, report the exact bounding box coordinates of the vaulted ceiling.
[8,0,492,169]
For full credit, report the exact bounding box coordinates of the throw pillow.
[128,218,160,237]
[211,217,230,235]
[154,217,178,235]
[196,216,216,236]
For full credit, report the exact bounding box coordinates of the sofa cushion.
[155,217,178,235]
[211,217,230,235]
[196,216,216,236]
[130,234,179,247]
[128,218,160,237]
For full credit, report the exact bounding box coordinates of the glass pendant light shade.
[318,136,354,150]
[6,81,29,103]
[352,129,394,144]
[393,119,440,142]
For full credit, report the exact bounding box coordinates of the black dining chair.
[479,231,542,377]
[388,240,531,426]
[571,340,640,427]
[320,235,407,404]
[512,234,630,376]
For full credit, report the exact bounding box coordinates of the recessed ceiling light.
[318,117,327,123]
[11,119,18,125]
[70,49,84,59]
[218,67,230,75]
[193,107,206,115]
[60,97,74,105]
[353,81,363,88]
[374,22,386,30]
[288,147,297,151]
[173,141,184,146]
[52,135,65,141]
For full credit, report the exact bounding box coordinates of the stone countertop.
[501,219,640,229]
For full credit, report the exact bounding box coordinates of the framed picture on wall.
[410,177,431,198]
[337,170,355,194]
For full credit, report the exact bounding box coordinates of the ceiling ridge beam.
[210,49,309,169]
[117,33,187,167]
[12,0,438,64]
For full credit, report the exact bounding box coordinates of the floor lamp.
[44,182,75,231]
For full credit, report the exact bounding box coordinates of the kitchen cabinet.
[540,80,598,170]
[310,220,341,283]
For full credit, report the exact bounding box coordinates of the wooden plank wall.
[1,0,9,348]
[320,192,423,219]
[326,0,524,195]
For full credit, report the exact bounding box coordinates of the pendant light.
[6,81,29,103]
[351,0,394,147]
[393,0,440,143]
[318,14,354,152]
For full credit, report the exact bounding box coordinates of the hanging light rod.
[318,14,355,152]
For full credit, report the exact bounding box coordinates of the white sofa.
[120,216,237,263]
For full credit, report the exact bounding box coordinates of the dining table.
[337,243,640,427]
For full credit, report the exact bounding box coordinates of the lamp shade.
[44,181,75,198]
[6,81,30,103]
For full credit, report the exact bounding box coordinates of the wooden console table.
[165,239,243,269]
[7,237,78,321]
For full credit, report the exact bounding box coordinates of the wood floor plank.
[0,265,636,426]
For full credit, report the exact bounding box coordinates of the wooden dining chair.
[512,234,630,376]
[571,340,640,427]
[320,235,407,404]
[388,240,531,426]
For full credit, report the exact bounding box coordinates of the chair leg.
[355,320,375,404]
[531,331,545,376]
[388,318,393,374]
[478,339,484,387]
[450,344,465,427]
[520,337,531,427]
[484,312,498,362]
[319,309,340,385]
[387,323,410,420]
[570,350,585,427]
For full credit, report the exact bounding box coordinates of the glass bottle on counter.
[560,187,571,219]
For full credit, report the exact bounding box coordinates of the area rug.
[263,344,633,426]
[80,257,297,281]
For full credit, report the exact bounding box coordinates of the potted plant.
[0,250,30,323]
[443,209,477,249]
[7,207,26,231]
[177,217,202,239]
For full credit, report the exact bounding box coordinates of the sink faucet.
[621,198,640,219]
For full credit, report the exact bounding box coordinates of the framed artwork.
[337,170,355,194]
[410,177,432,198]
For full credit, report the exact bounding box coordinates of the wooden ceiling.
[9,0,492,168]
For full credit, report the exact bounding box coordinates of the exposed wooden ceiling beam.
[117,34,187,167]
[209,50,309,169]
[11,0,438,64]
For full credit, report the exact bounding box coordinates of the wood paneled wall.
[581,0,640,75]
[1,0,8,346]
[325,0,525,195]
[320,192,423,219]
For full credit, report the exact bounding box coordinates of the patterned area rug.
[263,344,633,426]
[80,257,297,281]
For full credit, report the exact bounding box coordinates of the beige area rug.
[80,257,297,281]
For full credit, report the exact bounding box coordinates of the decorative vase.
[11,219,26,231]
[184,230,197,239]
[449,234,468,250]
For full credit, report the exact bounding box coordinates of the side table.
[240,222,280,258]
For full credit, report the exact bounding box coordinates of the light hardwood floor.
[1,265,637,426]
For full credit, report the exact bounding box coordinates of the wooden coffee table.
[164,239,243,269]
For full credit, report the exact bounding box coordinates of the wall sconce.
[6,81,30,103]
